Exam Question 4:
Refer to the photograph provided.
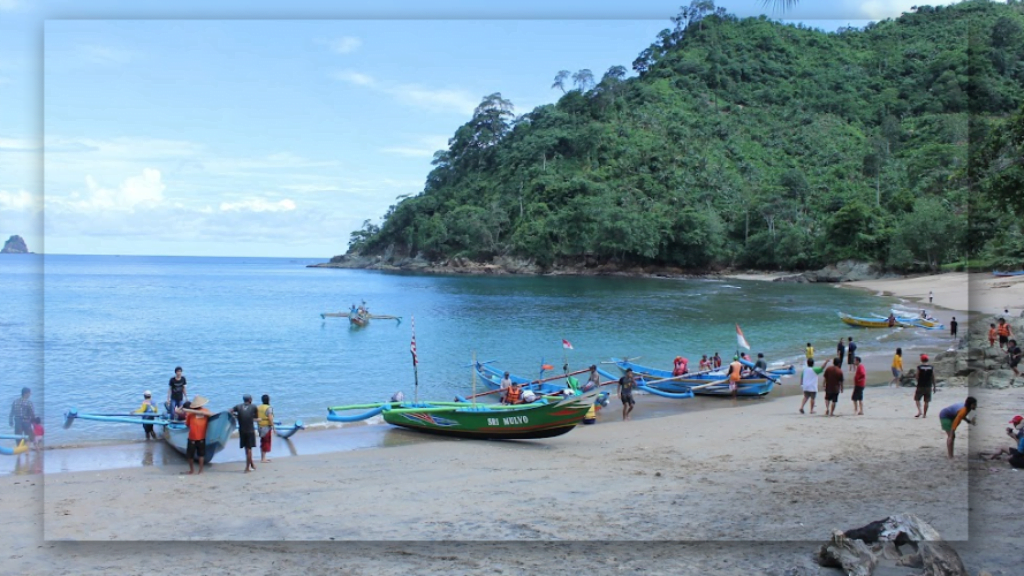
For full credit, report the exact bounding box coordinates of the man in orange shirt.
[727,356,743,401]
[176,395,212,475]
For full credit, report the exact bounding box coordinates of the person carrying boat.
[503,382,523,405]
[257,394,274,463]
[133,390,160,440]
[727,356,743,400]
[167,367,188,421]
[231,394,259,473]
[176,396,211,475]
[617,368,636,420]
[672,356,689,377]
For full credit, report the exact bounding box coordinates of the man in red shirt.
[822,358,844,416]
[852,356,866,415]
[176,395,212,475]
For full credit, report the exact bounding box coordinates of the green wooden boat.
[378,392,598,440]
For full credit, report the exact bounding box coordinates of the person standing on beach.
[712,352,722,369]
[231,394,259,473]
[836,339,846,369]
[799,358,818,414]
[805,343,814,361]
[989,323,998,347]
[1007,339,1022,381]
[133,390,160,440]
[256,394,274,464]
[846,337,857,372]
[997,318,1012,350]
[822,358,844,416]
[176,397,211,475]
[889,348,904,387]
[618,368,636,420]
[950,317,958,340]
[929,290,933,304]
[914,354,935,418]
[727,356,743,401]
[852,356,866,415]
[167,367,188,421]
[938,397,976,459]
[8,387,35,445]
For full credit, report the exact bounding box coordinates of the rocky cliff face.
[1,235,29,254]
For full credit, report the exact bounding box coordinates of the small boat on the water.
[993,270,1024,277]
[839,312,901,328]
[0,433,29,456]
[472,361,589,397]
[63,408,305,462]
[349,311,369,327]
[327,391,600,440]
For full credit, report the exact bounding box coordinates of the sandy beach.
[4,272,1022,575]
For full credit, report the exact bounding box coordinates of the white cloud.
[219,198,296,212]
[0,137,37,151]
[0,189,40,212]
[380,135,450,158]
[333,70,375,86]
[328,37,362,54]
[53,168,166,213]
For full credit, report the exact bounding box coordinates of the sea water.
[0,254,951,453]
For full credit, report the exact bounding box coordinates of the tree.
[551,70,570,94]
[571,69,595,92]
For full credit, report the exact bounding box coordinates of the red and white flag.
[561,339,574,350]
[735,324,751,350]
[410,315,418,366]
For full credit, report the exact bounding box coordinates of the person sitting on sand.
[981,415,1024,466]
[618,368,636,420]
[914,354,935,418]
[503,382,523,405]
[799,358,818,415]
[938,397,976,460]
[176,396,211,475]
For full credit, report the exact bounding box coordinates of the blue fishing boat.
[472,362,586,397]
[611,358,775,397]
[993,270,1024,277]
[63,408,304,462]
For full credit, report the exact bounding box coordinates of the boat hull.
[473,363,573,396]
[349,313,369,327]
[380,395,593,440]
[613,359,774,396]
[839,312,896,328]
[163,411,237,463]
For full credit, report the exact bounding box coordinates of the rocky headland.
[0,234,30,254]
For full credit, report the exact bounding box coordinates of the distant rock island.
[1,235,31,254]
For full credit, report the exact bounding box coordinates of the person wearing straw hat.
[232,394,259,473]
[133,390,160,440]
[177,396,211,475]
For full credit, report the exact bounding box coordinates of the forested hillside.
[343,0,1024,272]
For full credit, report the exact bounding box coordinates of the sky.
[0,0,931,257]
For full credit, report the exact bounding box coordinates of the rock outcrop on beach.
[1,235,30,254]
[818,513,967,576]
[773,260,897,284]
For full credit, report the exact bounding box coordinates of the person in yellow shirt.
[889,347,903,387]
[256,394,275,463]
[805,343,814,361]
[132,390,160,440]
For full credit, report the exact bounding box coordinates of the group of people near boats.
[130,366,277,475]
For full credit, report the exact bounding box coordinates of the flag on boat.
[736,324,750,350]
[562,339,574,350]
[410,315,418,366]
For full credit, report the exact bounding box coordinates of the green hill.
[341,0,1024,273]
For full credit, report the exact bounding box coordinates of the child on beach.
[989,323,997,347]
[31,417,43,451]
[890,348,903,387]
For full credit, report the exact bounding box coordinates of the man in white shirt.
[799,358,819,414]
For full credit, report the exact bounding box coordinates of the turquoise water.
[0,254,948,447]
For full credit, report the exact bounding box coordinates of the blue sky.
[0,0,928,257]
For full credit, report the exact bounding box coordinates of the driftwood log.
[817,513,966,576]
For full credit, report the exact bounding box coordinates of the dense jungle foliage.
[346,0,1024,272]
